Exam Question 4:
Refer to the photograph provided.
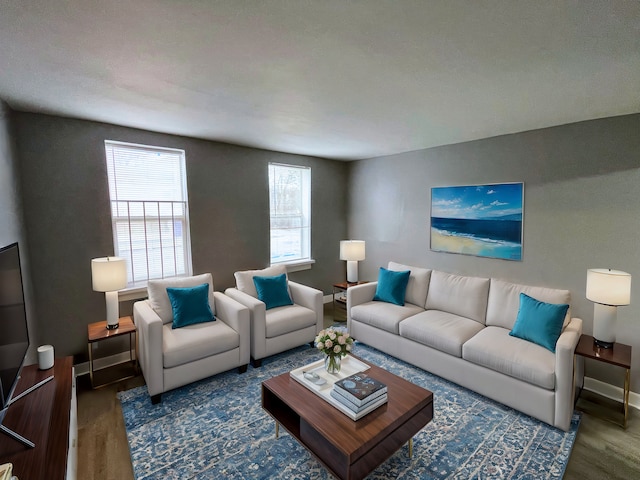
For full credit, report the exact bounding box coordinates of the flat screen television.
[0,242,30,416]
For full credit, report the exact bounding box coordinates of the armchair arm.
[214,292,250,365]
[224,287,267,360]
[288,281,323,334]
[133,300,164,397]
[554,316,583,431]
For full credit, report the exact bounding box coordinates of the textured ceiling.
[0,1,638,160]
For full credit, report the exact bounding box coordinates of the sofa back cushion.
[388,261,431,307]
[425,270,490,324]
[486,278,571,330]
[148,273,216,324]
[234,265,288,299]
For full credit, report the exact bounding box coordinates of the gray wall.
[348,114,640,392]
[12,112,348,361]
[0,103,38,362]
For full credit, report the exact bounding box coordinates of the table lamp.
[92,256,127,330]
[340,240,365,283]
[586,268,631,348]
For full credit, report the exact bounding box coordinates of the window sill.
[118,286,148,302]
[272,259,315,273]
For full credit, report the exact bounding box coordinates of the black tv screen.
[0,242,30,413]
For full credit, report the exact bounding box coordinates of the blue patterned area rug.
[118,343,580,479]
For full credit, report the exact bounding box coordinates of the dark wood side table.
[88,315,138,389]
[332,281,369,322]
[574,334,632,428]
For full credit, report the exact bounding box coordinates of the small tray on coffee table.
[290,355,373,420]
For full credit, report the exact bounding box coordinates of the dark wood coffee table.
[262,357,433,480]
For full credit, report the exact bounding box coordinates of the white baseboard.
[323,294,333,303]
[583,376,640,411]
[74,350,136,378]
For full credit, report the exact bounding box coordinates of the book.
[331,383,387,408]
[330,389,387,413]
[333,372,387,406]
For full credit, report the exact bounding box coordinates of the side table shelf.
[88,315,138,389]
[332,282,368,322]
[574,334,631,429]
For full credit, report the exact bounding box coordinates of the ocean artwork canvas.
[431,183,524,261]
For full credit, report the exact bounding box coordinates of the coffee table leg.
[275,421,280,439]
[408,438,413,458]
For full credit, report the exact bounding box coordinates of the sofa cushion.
[162,320,239,369]
[509,293,569,352]
[425,270,490,324]
[351,301,424,335]
[234,265,288,299]
[373,267,411,305]
[462,326,556,390]
[253,273,293,310]
[399,310,485,358]
[166,283,215,329]
[388,261,431,307]
[148,273,215,324]
[486,278,571,330]
[265,304,317,338]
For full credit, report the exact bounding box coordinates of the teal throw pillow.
[373,267,411,306]
[253,273,293,310]
[166,283,215,329]
[509,293,569,352]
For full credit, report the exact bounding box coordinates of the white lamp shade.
[586,268,631,306]
[91,257,128,292]
[340,240,366,261]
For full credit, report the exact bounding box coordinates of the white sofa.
[225,265,323,367]
[134,273,250,403]
[347,262,582,431]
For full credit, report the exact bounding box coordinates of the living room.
[0,1,639,479]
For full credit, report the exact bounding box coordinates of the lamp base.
[106,322,119,330]
[594,338,614,349]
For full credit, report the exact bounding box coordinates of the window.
[269,163,311,265]
[104,140,192,286]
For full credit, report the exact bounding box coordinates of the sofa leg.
[151,394,161,405]
[238,364,248,374]
[251,358,262,368]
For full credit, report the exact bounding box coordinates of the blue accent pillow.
[373,267,411,306]
[509,293,569,352]
[253,273,293,310]
[166,283,215,329]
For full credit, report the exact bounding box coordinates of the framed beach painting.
[430,182,524,261]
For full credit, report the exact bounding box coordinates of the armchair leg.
[251,358,263,368]
[238,364,248,374]
[309,341,315,348]
[151,394,161,405]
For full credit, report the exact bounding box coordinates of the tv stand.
[0,357,76,480]
[1,374,54,447]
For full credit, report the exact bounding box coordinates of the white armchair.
[224,266,323,367]
[133,273,250,404]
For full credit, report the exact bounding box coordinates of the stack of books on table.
[330,372,387,420]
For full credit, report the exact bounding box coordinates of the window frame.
[104,140,193,292]
[268,162,313,270]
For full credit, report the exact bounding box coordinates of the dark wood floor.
[76,305,640,479]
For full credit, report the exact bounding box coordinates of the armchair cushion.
[265,304,317,338]
[234,265,288,299]
[253,274,293,310]
[166,283,215,329]
[148,273,216,324]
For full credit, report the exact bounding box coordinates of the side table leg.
[624,367,630,429]
[88,342,94,388]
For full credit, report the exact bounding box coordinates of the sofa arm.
[347,282,377,312]
[554,316,583,431]
[214,292,250,365]
[289,281,323,334]
[224,287,267,360]
[133,300,165,397]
